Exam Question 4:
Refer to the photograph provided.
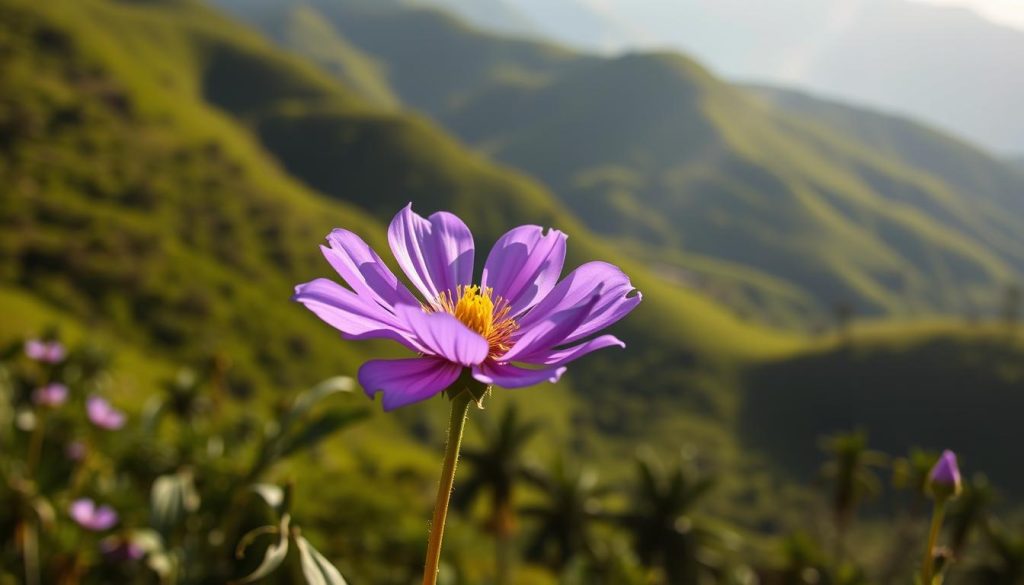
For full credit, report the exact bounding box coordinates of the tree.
[619,451,717,584]
[519,456,609,569]
[818,431,886,561]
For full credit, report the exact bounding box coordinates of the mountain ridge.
[236,0,1024,325]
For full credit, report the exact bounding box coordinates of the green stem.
[920,500,947,585]
[21,520,39,585]
[26,411,46,476]
[422,391,473,585]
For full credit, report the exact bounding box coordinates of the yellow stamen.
[430,285,518,358]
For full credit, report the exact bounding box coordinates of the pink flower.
[25,340,65,364]
[69,498,118,531]
[86,396,126,430]
[32,383,69,408]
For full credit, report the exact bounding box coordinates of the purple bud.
[25,340,66,364]
[65,441,87,462]
[928,450,962,499]
[32,383,69,408]
[69,498,118,531]
[86,395,126,430]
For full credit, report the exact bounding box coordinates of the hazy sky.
[911,0,1024,28]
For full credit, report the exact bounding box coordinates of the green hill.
[742,322,1024,493]
[748,85,1024,220]
[232,0,1024,328]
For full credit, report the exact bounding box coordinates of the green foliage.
[0,334,364,584]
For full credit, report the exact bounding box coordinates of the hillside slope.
[0,0,801,434]
[742,322,1024,493]
[223,0,1024,326]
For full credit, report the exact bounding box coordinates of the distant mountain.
[428,0,1024,155]
[407,0,540,41]
[224,0,1024,325]
[748,84,1024,217]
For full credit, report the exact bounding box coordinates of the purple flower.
[87,395,126,430]
[25,339,66,364]
[69,498,118,531]
[32,383,69,408]
[293,204,641,410]
[100,537,145,561]
[928,450,962,498]
[66,441,87,462]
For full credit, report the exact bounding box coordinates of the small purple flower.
[87,395,126,430]
[66,441,87,462]
[100,537,145,561]
[25,339,66,364]
[32,383,69,408]
[929,450,962,498]
[293,204,641,410]
[69,498,118,531]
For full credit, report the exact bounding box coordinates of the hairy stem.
[422,391,473,585]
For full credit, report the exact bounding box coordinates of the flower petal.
[517,261,641,346]
[293,278,420,351]
[92,506,119,531]
[481,225,566,315]
[472,362,566,388]
[498,292,601,363]
[359,357,463,411]
[321,229,419,309]
[518,335,625,366]
[69,499,95,524]
[395,305,489,366]
[388,204,474,302]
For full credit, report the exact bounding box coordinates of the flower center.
[432,285,518,358]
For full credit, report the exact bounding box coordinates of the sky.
[910,0,1024,28]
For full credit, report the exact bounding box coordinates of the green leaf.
[296,535,348,585]
[279,410,368,459]
[150,470,200,537]
[236,514,291,584]
[284,377,355,430]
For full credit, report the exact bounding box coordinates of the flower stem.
[26,411,46,475]
[920,500,947,585]
[422,390,473,585]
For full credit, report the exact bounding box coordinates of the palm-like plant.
[619,452,717,584]
[818,431,886,561]
[453,405,540,584]
[519,455,609,569]
[966,521,1024,585]
[946,474,995,557]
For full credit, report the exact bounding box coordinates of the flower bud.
[928,450,962,501]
